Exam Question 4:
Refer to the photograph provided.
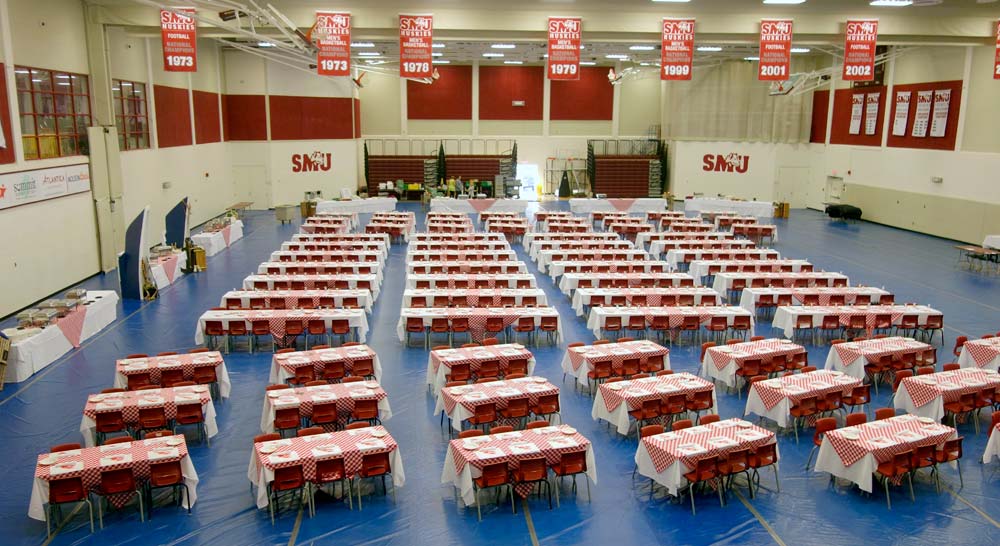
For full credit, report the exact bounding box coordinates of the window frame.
[14,65,92,160]
[112,78,151,151]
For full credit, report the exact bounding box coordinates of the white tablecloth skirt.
[151,252,187,290]
[958,347,1000,372]
[397,314,562,345]
[316,198,397,214]
[248,444,405,509]
[113,361,233,399]
[823,351,868,380]
[191,220,244,257]
[634,438,773,496]
[80,399,219,447]
[772,306,939,339]
[433,385,541,432]
[892,383,945,421]
[744,389,797,428]
[984,429,1000,463]
[684,198,774,218]
[441,439,596,506]
[7,291,120,383]
[569,198,667,214]
[699,356,740,389]
[426,355,536,395]
[30,453,199,521]
[260,396,393,433]
[195,313,369,346]
[982,235,1000,250]
[594,388,715,436]
[586,309,754,340]
[269,355,384,385]
[430,198,529,213]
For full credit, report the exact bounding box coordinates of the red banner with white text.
[399,14,433,79]
[315,12,351,77]
[547,17,582,81]
[994,20,1000,80]
[661,18,695,81]
[758,19,793,81]
[160,8,197,72]
[843,19,878,81]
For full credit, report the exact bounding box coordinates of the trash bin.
[275,204,297,224]
[299,200,316,219]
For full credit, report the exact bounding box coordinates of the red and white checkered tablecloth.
[825,416,954,468]
[282,241,384,252]
[291,233,390,243]
[899,369,1000,408]
[750,370,860,411]
[548,261,663,278]
[641,418,775,473]
[598,372,712,413]
[196,309,368,347]
[430,344,534,377]
[242,275,380,299]
[406,274,536,290]
[412,232,505,242]
[404,289,546,308]
[411,241,511,251]
[271,345,380,383]
[439,377,558,417]
[261,382,389,432]
[962,339,1000,367]
[449,428,591,498]
[572,288,720,316]
[35,436,190,508]
[401,308,560,344]
[706,339,804,371]
[566,340,670,376]
[253,427,399,484]
[116,352,224,386]
[84,386,211,425]
[407,261,528,275]
[259,261,380,276]
[832,337,932,371]
[587,306,752,339]
[222,290,370,311]
[407,250,518,263]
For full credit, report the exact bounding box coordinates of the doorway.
[233,165,271,209]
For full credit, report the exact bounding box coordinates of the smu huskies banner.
[160,8,197,72]
[315,12,351,77]
[758,19,793,81]
[661,18,695,81]
[399,14,433,79]
[547,16,582,80]
[843,20,878,81]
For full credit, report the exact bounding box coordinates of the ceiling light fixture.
[432,59,450,64]
[432,43,445,48]
[605,54,629,60]
[629,45,655,51]
[491,44,516,49]
[482,52,505,58]
[357,52,381,57]
[791,47,811,53]
[744,56,760,61]
[651,0,692,3]
[351,42,375,48]
[869,0,912,5]
[762,0,807,4]
[697,46,723,52]
[580,61,597,66]
[504,60,524,65]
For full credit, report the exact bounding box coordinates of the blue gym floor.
[2,202,999,546]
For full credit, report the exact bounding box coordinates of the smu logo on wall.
[292,151,332,173]
[702,153,750,174]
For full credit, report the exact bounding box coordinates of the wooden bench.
[227,201,254,219]
[955,245,1000,274]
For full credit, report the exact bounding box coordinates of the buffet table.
[191,220,244,257]
[150,252,187,290]
[4,291,120,383]
[315,197,397,214]
[569,198,667,214]
[684,198,773,218]
[430,198,529,214]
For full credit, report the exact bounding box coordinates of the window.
[14,66,91,160]
[112,79,150,150]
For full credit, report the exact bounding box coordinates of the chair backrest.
[672,419,693,431]
[526,420,549,430]
[50,443,82,453]
[699,414,721,425]
[297,427,325,437]
[874,408,896,421]
[103,436,133,445]
[814,417,837,443]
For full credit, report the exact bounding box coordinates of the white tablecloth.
[569,198,666,213]
[112,359,233,399]
[586,306,754,340]
[772,305,941,339]
[191,220,244,257]
[80,398,219,447]
[592,380,716,436]
[316,197,397,214]
[6,291,120,383]
[685,198,774,218]
[984,426,1000,463]
[430,198,529,213]
[150,252,187,290]
[982,235,1000,250]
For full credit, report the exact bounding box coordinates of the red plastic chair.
[267,465,306,524]
[875,450,915,509]
[46,477,93,536]
[683,457,723,515]
[93,468,144,528]
[805,417,837,469]
[356,452,395,510]
[147,460,190,519]
[174,402,208,446]
[473,462,514,520]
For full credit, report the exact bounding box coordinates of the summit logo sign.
[702,153,750,174]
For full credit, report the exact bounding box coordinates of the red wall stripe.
[0,64,14,164]
[153,84,192,148]
[222,95,267,141]
[192,90,221,144]
[407,65,472,120]
[828,86,887,147]
[269,96,356,140]
[353,98,361,137]
[810,90,829,144]
[886,80,962,151]
[478,66,544,120]
[550,67,613,121]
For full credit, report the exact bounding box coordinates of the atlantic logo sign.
[702,153,750,174]
[291,151,332,173]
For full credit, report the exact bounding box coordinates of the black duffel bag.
[825,204,862,220]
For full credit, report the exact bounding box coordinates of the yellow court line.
[944,486,1000,529]
[522,499,541,546]
[732,490,788,546]
[287,502,305,546]
[39,503,84,546]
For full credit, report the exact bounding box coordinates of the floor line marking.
[40,503,84,546]
[732,490,787,546]
[287,501,305,546]
[943,485,1000,529]
[521,498,541,546]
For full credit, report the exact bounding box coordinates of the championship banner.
[758,19,793,81]
[315,12,351,77]
[399,14,433,79]
[864,93,880,136]
[892,91,911,136]
[911,90,933,138]
[929,89,951,138]
[994,20,999,80]
[843,19,878,81]
[849,94,864,135]
[661,18,695,81]
[160,8,197,72]
[547,16,582,80]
